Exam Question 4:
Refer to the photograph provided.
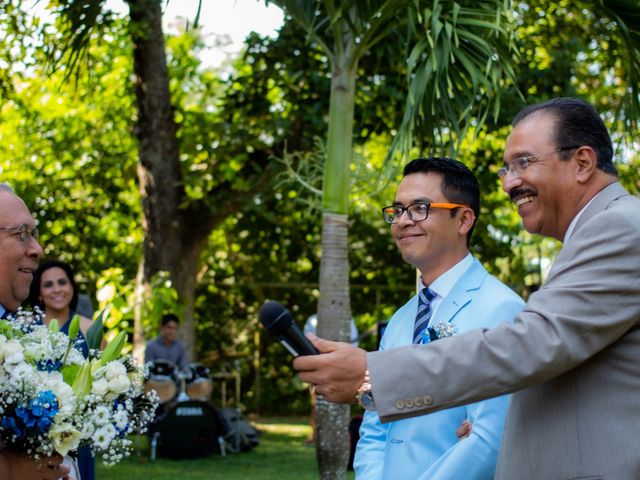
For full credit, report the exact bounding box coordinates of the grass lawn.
[96,416,356,479]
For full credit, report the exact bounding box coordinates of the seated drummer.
[145,313,188,370]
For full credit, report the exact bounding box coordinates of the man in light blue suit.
[354,158,524,479]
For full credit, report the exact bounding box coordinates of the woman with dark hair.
[26,259,96,480]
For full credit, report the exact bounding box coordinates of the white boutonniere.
[420,321,458,344]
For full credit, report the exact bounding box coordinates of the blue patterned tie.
[413,287,436,344]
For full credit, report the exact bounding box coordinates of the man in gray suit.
[295,97,640,479]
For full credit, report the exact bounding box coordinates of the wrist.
[356,368,375,411]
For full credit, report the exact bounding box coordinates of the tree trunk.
[124,0,279,361]
[168,236,209,360]
[127,0,202,360]
[316,20,358,479]
[317,213,352,479]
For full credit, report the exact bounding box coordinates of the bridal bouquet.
[0,310,157,465]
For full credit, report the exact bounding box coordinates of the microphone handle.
[280,324,318,356]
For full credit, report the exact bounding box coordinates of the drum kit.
[145,360,223,460]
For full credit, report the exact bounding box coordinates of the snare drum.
[184,363,213,401]
[145,360,178,404]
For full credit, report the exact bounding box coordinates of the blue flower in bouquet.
[1,416,25,438]
[3,390,59,437]
[36,358,63,372]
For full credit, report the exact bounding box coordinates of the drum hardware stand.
[150,431,160,461]
[176,373,190,402]
[212,361,245,454]
[218,436,227,456]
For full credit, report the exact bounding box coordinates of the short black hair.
[27,259,79,312]
[512,97,617,176]
[402,157,480,243]
[161,313,179,327]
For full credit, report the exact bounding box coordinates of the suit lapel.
[433,259,488,325]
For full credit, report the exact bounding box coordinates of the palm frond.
[591,0,640,129]
[389,0,519,161]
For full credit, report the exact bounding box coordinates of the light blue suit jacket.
[354,259,524,480]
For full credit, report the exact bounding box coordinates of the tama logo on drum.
[176,406,205,417]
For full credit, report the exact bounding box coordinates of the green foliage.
[96,268,181,342]
[0,16,140,308]
[2,0,640,417]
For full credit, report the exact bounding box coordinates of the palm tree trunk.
[315,33,357,479]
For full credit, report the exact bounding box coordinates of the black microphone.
[258,301,318,357]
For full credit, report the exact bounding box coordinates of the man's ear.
[575,146,598,183]
[458,208,476,236]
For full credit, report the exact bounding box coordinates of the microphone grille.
[258,300,293,335]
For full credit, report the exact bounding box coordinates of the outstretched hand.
[293,333,367,404]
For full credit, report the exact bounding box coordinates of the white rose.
[108,374,131,395]
[52,382,76,416]
[91,378,110,397]
[3,340,24,364]
[105,361,127,379]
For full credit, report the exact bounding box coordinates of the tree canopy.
[0,0,638,421]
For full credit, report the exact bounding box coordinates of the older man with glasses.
[353,157,524,480]
[295,97,640,479]
[0,183,70,479]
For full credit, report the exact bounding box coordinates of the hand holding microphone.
[258,301,318,357]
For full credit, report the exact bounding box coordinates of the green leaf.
[48,319,60,333]
[71,361,92,400]
[100,331,126,365]
[67,314,80,341]
[62,364,81,385]
[0,320,23,340]
[85,312,105,352]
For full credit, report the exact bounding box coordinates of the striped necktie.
[413,287,436,344]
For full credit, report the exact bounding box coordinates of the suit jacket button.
[405,398,414,408]
[414,397,423,407]
[423,395,433,405]
[395,399,405,409]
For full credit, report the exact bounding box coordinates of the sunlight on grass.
[254,418,312,437]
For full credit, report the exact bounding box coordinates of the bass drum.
[145,360,178,404]
[184,363,213,402]
[157,400,223,459]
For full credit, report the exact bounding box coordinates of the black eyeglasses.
[381,202,467,224]
[498,146,579,179]
[0,223,39,242]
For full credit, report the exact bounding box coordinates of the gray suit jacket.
[368,182,640,480]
